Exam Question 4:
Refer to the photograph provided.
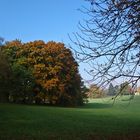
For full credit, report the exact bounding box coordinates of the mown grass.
[0,96,140,140]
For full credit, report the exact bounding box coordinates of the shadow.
[81,102,112,109]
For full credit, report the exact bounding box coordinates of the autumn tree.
[70,0,140,95]
[120,81,132,95]
[87,84,104,98]
[3,40,84,106]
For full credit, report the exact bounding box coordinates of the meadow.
[0,96,140,140]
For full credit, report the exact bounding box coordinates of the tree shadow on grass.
[82,102,112,109]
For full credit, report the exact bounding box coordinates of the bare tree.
[70,0,140,93]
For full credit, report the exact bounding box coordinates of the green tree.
[9,63,35,103]
[80,82,89,103]
[2,40,35,103]
[107,83,116,96]
[0,50,11,102]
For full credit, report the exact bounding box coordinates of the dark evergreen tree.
[108,83,116,96]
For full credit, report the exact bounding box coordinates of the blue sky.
[0,0,87,42]
[0,0,91,81]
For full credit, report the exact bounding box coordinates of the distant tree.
[114,85,120,95]
[107,83,116,96]
[136,86,140,93]
[71,0,140,95]
[80,82,89,103]
[88,84,104,98]
[120,81,132,95]
[135,86,140,95]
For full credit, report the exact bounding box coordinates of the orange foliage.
[3,40,83,106]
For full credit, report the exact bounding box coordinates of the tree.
[9,63,35,103]
[107,83,116,96]
[0,50,11,102]
[120,81,132,95]
[70,0,140,93]
[80,82,89,103]
[3,40,84,106]
[2,40,35,103]
[87,84,104,98]
[114,85,120,95]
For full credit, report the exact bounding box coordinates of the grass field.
[0,96,140,140]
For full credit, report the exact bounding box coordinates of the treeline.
[0,40,87,106]
[87,82,135,99]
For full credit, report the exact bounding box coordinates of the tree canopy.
[1,40,85,106]
[0,50,12,102]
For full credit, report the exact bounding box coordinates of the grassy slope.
[0,96,140,140]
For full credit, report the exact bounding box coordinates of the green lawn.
[0,96,140,140]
